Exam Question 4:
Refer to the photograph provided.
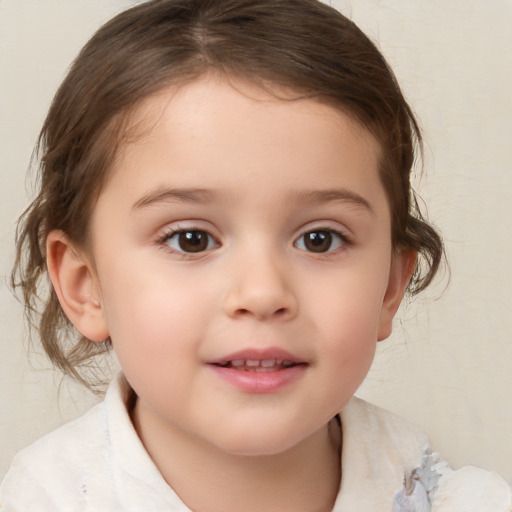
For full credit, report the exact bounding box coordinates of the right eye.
[162,229,219,253]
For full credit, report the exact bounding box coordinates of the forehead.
[102,75,385,212]
[116,76,380,162]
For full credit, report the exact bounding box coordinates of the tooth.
[246,360,260,367]
[231,360,245,367]
[261,360,276,367]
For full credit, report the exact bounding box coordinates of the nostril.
[234,306,288,319]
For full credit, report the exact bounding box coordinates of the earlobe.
[46,230,109,342]
[377,249,417,341]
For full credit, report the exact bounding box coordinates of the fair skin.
[47,75,414,512]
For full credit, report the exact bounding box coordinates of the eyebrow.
[131,187,216,211]
[131,185,374,215]
[291,188,375,215]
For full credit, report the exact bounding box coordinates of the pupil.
[179,231,208,252]
[305,231,332,253]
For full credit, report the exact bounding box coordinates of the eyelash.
[293,228,351,254]
[158,226,220,257]
[156,226,352,257]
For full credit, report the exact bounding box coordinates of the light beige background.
[1,0,511,482]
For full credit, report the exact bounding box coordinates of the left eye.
[163,229,218,253]
[294,229,346,253]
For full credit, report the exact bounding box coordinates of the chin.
[210,426,309,458]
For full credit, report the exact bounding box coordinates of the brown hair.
[12,0,444,391]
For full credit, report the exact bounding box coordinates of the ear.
[377,249,417,341]
[46,230,109,342]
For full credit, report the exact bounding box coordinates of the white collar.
[105,374,428,511]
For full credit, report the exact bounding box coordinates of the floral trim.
[392,452,442,512]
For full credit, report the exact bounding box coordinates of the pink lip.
[206,347,307,394]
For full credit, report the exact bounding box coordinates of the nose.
[223,250,298,321]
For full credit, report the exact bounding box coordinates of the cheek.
[304,259,390,374]
[308,266,390,334]
[98,260,208,355]
[103,280,202,396]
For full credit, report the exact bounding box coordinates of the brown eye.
[165,230,217,253]
[295,230,345,253]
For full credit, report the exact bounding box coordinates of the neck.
[132,401,341,512]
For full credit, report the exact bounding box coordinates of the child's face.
[79,76,410,456]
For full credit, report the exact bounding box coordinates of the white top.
[1,374,510,511]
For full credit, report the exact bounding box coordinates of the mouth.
[213,359,299,372]
[208,348,306,371]
[206,349,307,393]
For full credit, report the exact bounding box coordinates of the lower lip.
[208,364,307,393]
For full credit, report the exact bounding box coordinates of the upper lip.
[207,347,306,365]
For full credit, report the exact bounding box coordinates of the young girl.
[1,0,510,510]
